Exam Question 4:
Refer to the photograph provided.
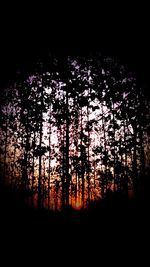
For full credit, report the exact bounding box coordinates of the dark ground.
[0,180,149,264]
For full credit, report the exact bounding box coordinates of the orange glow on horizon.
[73,201,83,210]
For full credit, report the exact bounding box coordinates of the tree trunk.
[87,97,90,203]
[81,107,84,207]
[38,87,43,209]
[4,117,8,180]
[112,102,116,192]
[65,87,70,207]
[132,125,137,195]
[102,103,106,197]
[123,119,128,195]
[61,124,65,209]
[139,125,145,178]
[48,105,51,210]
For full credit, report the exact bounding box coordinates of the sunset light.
[0,54,149,212]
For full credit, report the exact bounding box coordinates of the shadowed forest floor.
[0,179,149,264]
[0,180,150,246]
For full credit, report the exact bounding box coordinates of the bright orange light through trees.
[73,201,83,210]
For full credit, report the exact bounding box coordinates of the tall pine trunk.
[139,125,145,178]
[81,107,84,207]
[61,124,65,209]
[123,119,128,195]
[132,125,137,195]
[87,96,90,203]
[38,86,43,209]
[65,87,70,207]
[101,102,106,198]
[112,102,116,192]
[4,117,8,181]
[48,105,51,210]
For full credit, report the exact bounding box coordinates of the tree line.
[0,53,149,210]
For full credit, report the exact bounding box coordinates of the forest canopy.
[0,53,149,210]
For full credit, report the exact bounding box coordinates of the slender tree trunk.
[101,103,106,198]
[81,107,84,207]
[4,117,8,180]
[75,136,78,200]
[48,106,51,210]
[87,98,90,203]
[21,126,28,192]
[12,144,16,188]
[112,102,116,192]
[132,125,137,195]
[32,130,35,193]
[139,125,145,178]
[65,87,70,207]
[31,129,35,209]
[25,116,29,190]
[38,87,43,209]
[94,147,96,200]
[74,96,78,200]
[123,119,128,195]
[62,124,65,208]
[41,157,46,208]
